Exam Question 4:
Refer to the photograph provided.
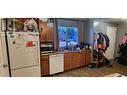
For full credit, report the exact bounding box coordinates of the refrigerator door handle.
[37,42,39,64]
[3,64,8,68]
[36,41,40,65]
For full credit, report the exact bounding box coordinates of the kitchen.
[1,18,127,77]
[39,18,91,76]
[0,1,127,95]
[0,18,91,77]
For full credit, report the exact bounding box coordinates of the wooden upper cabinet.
[46,24,54,42]
[39,21,47,42]
[39,20,54,42]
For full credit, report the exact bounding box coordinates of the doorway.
[106,26,117,59]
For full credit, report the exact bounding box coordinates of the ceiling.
[67,18,127,24]
[104,18,126,24]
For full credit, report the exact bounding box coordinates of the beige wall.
[78,21,84,44]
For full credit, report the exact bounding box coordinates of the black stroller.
[89,33,112,68]
[117,44,127,65]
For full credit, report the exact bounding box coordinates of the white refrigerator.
[7,31,41,77]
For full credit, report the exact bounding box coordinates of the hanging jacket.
[103,34,110,48]
[93,33,110,51]
[93,39,98,52]
[94,33,110,51]
[93,33,99,52]
[97,33,104,49]
[97,33,104,45]
[120,36,127,45]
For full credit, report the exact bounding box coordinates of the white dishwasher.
[49,54,64,75]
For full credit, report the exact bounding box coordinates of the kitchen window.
[58,26,78,49]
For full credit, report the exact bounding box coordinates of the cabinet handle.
[3,64,8,68]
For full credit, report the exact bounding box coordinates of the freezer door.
[7,32,40,69]
[11,65,41,77]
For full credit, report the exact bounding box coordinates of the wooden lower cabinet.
[64,53,73,71]
[40,51,91,75]
[41,55,49,76]
[64,51,91,71]
[85,51,91,65]
[72,52,81,68]
[81,52,86,66]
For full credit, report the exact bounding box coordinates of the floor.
[52,60,127,77]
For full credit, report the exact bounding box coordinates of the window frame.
[58,25,78,49]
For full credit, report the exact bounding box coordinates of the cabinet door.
[73,53,81,68]
[39,21,47,42]
[85,52,91,65]
[46,23,54,42]
[80,52,86,66]
[64,53,73,71]
[39,21,54,42]
[41,55,49,76]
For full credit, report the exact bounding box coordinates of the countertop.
[41,49,91,56]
